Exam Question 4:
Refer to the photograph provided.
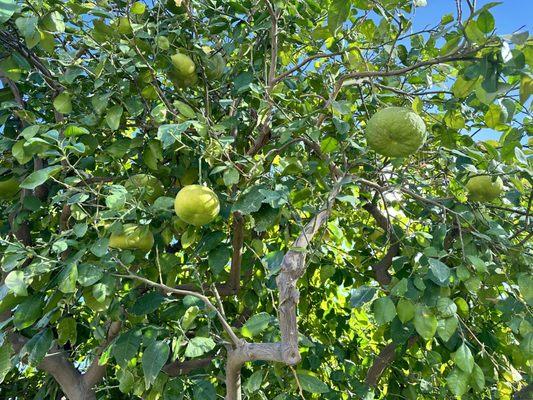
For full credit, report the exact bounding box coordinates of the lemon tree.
[0,1,531,400]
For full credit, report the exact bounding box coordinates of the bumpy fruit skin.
[0,176,20,200]
[174,185,220,226]
[466,175,504,202]
[171,53,196,77]
[124,174,164,202]
[365,107,427,157]
[109,224,154,251]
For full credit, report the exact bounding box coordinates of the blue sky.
[412,0,532,35]
[409,1,531,141]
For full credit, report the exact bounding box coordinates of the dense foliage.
[0,0,531,399]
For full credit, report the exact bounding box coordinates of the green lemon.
[174,185,220,226]
[109,224,154,252]
[365,107,427,157]
[465,175,504,202]
[0,176,20,200]
[116,17,133,35]
[171,53,196,77]
[454,297,469,318]
[124,174,165,202]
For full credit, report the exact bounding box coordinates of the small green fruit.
[465,175,504,202]
[454,297,469,318]
[174,185,220,226]
[124,174,164,202]
[171,53,196,77]
[116,17,133,35]
[365,107,427,157]
[109,224,154,252]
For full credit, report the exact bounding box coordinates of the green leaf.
[118,369,135,394]
[320,137,339,154]
[465,20,485,43]
[452,343,475,373]
[77,264,103,286]
[157,123,190,148]
[20,166,61,190]
[57,317,77,346]
[390,278,408,297]
[26,329,53,366]
[208,246,230,275]
[244,370,263,393]
[437,316,459,342]
[53,92,72,114]
[193,380,216,400]
[296,370,329,394]
[328,0,350,34]
[185,337,216,358]
[174,101,196,118]
[0,0,17,24]
[130,292,165,315]
[427,258,451,286]
[477,10,495,33]
[5,270,27,297]
[105,105,123,131]
[90,238,109,257]
[223,167,240,186]
[397,298,415,323]
[64,125,89,137]
[241,312,272,338]
[413,305,437,340]
[232,186,265,215]
[58,264,78,293]
[13,295,43,330]
[0,343,12,384]
[112,330,142,367]
[350,286,376,308]
[436,297,457,318]
[131,1,146,15]
[446,367,470,397]
[12,140,33,165]
[485,104,502,128]
[471,363,485,391]
[181,306,200,331]
[373,297,396,325]
[142,340,169,388]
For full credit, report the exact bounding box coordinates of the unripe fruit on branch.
[109,224,154,252]
[465,175,504,202]
[365,107,427,157]
[174,185,220,226]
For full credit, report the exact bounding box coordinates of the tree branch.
[163,356,214,377]
[114,268,241,346]
[365,336,417,387]
[82,321,122,389]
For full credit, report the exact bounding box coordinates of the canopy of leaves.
[0,0,531,399]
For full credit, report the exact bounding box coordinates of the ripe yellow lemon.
[365,107,427,157]
[174,185,220,226]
